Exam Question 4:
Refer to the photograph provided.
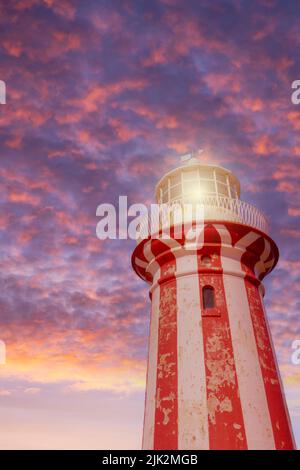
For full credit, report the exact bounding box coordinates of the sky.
[0,0,300,449]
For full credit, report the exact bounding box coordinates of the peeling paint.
[139,224,294,450]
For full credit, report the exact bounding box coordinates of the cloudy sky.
[0,0,300,449]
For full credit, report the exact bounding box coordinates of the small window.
[201,255,211,266]
[170,173,181,185]
[182,169,198,180]
[216,172,227,184]
[199,169,213,180]
[183,181,200,194]
[203,286,215,309]
[170,184,181,199]
[217,182,228,196]
[162,190,169,203]
[199,180,215,193]
[230,186,237,199]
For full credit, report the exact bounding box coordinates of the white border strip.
[176,254,209,449]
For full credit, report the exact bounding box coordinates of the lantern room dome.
[155,161,241,205]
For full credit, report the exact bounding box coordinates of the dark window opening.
[203,285,215,309]
[201,255,211,266]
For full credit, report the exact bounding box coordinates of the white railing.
[136,196,269,242]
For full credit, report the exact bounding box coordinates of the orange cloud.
[288,208,300,217]
[3,40,23,57]
[71,79,147,113]
[52,31,82,52]
[109,118,140,141]
[203,72,241,94]
[276,181,298,193]
[287,111,300,131]
[42,0,76,19]
[5,134,23,149]
[142,46,168,67]
[156,115,178,129]
[242,97,264,112]
[1,326,146,393]
[253,134,278,156]
[8,190,40,206]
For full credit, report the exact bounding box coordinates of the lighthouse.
[132,156,295,450]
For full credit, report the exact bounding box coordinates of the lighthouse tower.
[132,156,295,450]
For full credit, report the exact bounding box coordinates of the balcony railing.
[136,196,269,242]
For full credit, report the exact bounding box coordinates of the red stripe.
[245,279,295,449]
[198,225,247,449]
[154,255,178,450]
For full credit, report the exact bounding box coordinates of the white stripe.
[142,282,160,449]
[234,230,261,250]
[134,257,148,269]
[143,240,160,279]
[215,225,275,449]
[254,238,271,277]
[176,254,209,450]
[223,274,275,449]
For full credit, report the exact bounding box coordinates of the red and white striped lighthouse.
[132,156,295,450]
